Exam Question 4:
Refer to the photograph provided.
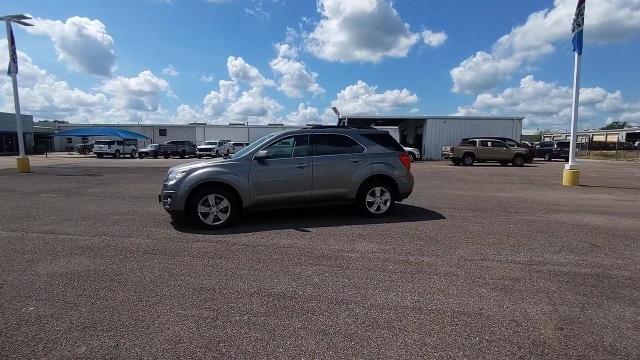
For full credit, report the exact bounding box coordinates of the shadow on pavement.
[172,204,445,235]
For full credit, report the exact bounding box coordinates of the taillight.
[399,152,411,171]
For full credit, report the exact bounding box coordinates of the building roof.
[339,115,525,121]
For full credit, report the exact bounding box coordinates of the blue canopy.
[55,127,150,140]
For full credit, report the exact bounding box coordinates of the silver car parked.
[159,127,414,229]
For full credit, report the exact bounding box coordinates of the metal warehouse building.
[341,115,524,160]
[1,112,525,159]
[0,112,34,154]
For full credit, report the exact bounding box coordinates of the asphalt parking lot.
[1,156,639,358]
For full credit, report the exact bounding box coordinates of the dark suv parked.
[159,127,414,229]
[535,140,570,161]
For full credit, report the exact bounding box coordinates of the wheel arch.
[185,181,244,213]
[357,174,400,199]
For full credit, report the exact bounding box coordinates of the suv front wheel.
[358,181,396,218]
[188,186,239,229]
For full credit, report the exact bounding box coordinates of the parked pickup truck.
[157,140,197,159]
[441,138,530,166]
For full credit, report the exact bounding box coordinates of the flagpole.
[563,0,584,186]
[568,53,581,168]
[4,18,31,172]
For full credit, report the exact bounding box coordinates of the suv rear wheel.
[113,150,120,158]
[188,186,239,229]
[358,181,396,218]
[512,155,525,167]
[544,153,552,161]
[461,153,475,166]
[130,150,136,158]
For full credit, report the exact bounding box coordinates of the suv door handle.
[295,163,309,168]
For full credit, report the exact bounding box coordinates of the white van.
[93,140,138,158]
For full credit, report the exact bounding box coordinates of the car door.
[311,134,369,201]
[477,140,493,160]
[249,134,312,207]
[490,140,509,160]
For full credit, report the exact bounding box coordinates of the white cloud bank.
[304,0,446,62]
[26,16,117,77]
[451,0,640,94]
[456,75,640,130]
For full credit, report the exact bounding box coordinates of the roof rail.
[304,125,374,130]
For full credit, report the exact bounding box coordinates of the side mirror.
[254,150,271,160]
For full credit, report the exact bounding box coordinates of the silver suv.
[159,127,414,228]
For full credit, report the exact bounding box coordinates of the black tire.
[187,186,239,229]
[461,153,475,166]
[408,153,416,162]
[452,159,461,166]
[512,155,525,167]
[163,153,170,159]
[96,154,103,158]
[130,150,136,158]
[197,154,202,159]
[138,153,145,159]
[113,150,120,159]
[357,180,396,218]
[153,153,158,159]
[215,151,219,158]
[544,153,552,162]
[180,150,186,159]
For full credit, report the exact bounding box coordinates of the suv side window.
[479,140,491,147]
[312,134,364,156]
[263,135,310,159]
[490,141,507,148]
[505,140,518,147]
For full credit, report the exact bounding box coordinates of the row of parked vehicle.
[74,139,250,159]
[441,137,571,166]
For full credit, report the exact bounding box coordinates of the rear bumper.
[396,173,414,201]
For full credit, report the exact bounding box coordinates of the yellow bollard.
[562,169,580,186]
[16,156,31,173]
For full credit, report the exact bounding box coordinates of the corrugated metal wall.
[422,118,523,160]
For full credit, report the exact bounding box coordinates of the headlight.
[166,170,187,185]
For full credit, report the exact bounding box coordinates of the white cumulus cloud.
[331,80,418,115]
[25,16,117,77]
[304,0,420,62]
[456,75,640,129]
[421,30,447,47]
[270,43,324,98]
[450,0,640,94]
[227,56,274,88]
[162,65,179,76]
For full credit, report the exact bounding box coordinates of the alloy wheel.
[197,194,231,226]
[365,187,392,214]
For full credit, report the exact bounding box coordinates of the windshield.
[147,144,158,149]
[203,141,217,145]
[231,132,281,159]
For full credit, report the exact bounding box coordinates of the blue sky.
[1,0,639,130]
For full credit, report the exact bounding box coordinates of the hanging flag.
[7,23,19,76]
[571,0,585,55]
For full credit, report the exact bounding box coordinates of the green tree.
[600,121,631,130]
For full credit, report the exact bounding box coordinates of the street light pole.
[2,14,33,172]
